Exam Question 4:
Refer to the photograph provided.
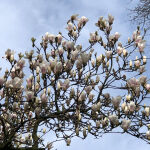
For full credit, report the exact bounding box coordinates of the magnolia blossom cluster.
[133,30,146,53]
[0,14,150,149]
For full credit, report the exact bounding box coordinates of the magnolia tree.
[0,14,150,150]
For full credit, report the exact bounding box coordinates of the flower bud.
[134,59,140,68]
[88,93,94,101]
[91,59,95,67]
[121,102,126,111]
[143,56,147,64]
[83,128,87,138]
[124,106,129,114]
[10,55,14,62]
[116,56,119,62]
[123,49,128,57]
[105,51,112,59]
[145,107,150,117]
[70,88,75,98]
[48,88,51,95]
[41,93,47,104]
[35,107,41,115]
[36,66,40,74]
[92,104,97,112]
[57,34,62,44]
[114,32,120,40]
[57,81,61,90]
[126,95,131,101]
[43,128,46,134]
[79,92,86,102]
[28,111,32,118]
[147,124,150,129]
[96,55,102,64]
[67,22,73,31]
[129,60,132,68]
[66,138,71,146]
[128,37,131,43]
[97,102,101,110]
[96,75,100,83]
[85,86,92,94]
[88,124,91,132]
[117,46,122,56]
[75,127,79,136]
[146,84,150,92]
[35,83,40,92]
[106,61,109,68]
[78,113,82,121]
[139,76,147,85]
[13,102,18,110]
[58,47,64,56]
[108,14,114,24]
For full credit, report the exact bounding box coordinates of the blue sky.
[0,0,150,150]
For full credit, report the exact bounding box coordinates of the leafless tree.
[129,0,150,29]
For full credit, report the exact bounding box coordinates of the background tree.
[129,0,150,29]
[0,14,150,150]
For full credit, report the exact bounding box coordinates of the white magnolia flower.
[40,61,49,74]
[135,35,142,44]
[56,34,62,43]
[66,22,73,31]
[146,131,150,140]
[129,101,136,112]
[26,91,34,101]
[80,53,90,65]
[54,62,62,74]
[121,119,131,131]
[108,14,114,24]
[139,76,147,85]
[127,78,140,88]
[145,107,150,117]
[12,77,23,89]
[17,59,25,69]
[5,49,15,58]
[48,34,55,42]
[109,114,119,125]
[112,96,121,108]
[80,16,88,23]
[85,86,92,94]
[71,49,79,61]
[117,46,123,56]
